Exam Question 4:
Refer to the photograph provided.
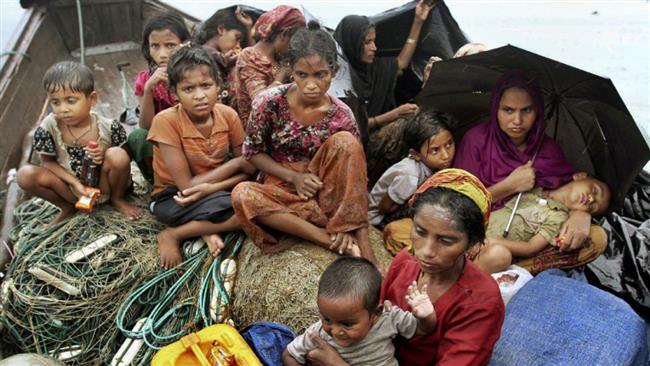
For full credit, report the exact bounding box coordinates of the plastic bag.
[241,322,296,366]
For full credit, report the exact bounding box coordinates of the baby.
[282,257,437,366]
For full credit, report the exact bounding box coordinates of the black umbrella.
[416,44,650,211]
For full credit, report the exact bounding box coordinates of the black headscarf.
[334,15,398,118]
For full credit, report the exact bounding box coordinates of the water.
[2,0,649,160]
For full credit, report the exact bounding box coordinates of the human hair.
[412,187,486,249]
[141,12,191,68]
[287,21,338,72]
[318,257,382,313]
[194,8,249,47]
[43,61,94,96]
[166,46,221,90]
[403,111,454,152]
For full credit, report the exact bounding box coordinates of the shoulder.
[251,84,288,109]
[212,103,238,120]
[93,112,115,127]
[135,70,151,82]
[389,250,419,274]
[151,105,182,130]
[39,113,58,130]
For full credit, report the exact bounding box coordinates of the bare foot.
[112,198,144,220]
[329,232,358,256]
[157,229,182,269]
[45,205,75,230]
[346,243,361,257]
[202,233,225,257]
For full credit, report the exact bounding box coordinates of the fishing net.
[0,196,162,364]
[231,227,395,333]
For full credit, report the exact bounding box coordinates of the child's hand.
[406,281,435,319]
[71,181,87,198]
[235,7,253,29]
[173,183,213,207]
[146,66,168,91]
[85,143,105,165]
[292,172,323,200]
[394,103,419,119]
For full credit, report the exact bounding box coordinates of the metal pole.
[76,0,85,65]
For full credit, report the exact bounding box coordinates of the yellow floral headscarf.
[408,168,492,228]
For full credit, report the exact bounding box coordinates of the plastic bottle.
[80,140,101,187]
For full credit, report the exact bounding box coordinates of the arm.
[282,349,303,366]
[41,155,86,197]
[305,333,350,366]
[235,7,255,48]
[396,0,435,75]
[239,59,288,100]
[558,210,591,251]
[487,161,536,203]
[368,103,419,130]
[487,234,549,258]
[405,282,437,335]
[378,193,400,214]
[137,68,168,129]
[248,153,322,200]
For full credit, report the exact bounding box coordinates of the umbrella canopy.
[416,44,650,211]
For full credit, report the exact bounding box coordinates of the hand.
[405,281,435,319]
[330,232,358,256]
[415,0,436,22]
[292,172,323,200]
[453,42,487,58]
[422,55,443,85]
[145,66,168,91]
[235,7,253,29]
[173,183,213,207]
[383,299,397,312]
[394,103,419,120]
[306,331,349,366]
[506,161,535,193]
[223,49,239,64]
[85,143,105,165]
[558,210,591,251]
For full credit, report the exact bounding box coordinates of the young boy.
[147,46,254,269]
[17,61,143,227]
[282,257,437,366]
[474,173,612,273]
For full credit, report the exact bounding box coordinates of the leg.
[16,165,77,227]
[157,215,239,268]
[100,147,143,220]
[472,244,513,273]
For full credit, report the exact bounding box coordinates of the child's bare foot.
[157,229,182,269]
[45,205,75,230]
[202,233,225,257]
[112,198,144,220]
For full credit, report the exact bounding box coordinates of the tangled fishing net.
[232,227,395,333]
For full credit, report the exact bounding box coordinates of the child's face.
[317,295,378,348]
[205,26,243,53]
[497,87,536,147]
[563,176,611,216]
[47,88,96,127]
[148,29,182,67]
[174,65,219,123]
[414,129,455,170]
[291,55,334,105]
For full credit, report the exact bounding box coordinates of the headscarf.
[252,5,305,41]
[333,15,398,118]
[408,168,492,228]
[454,70,575,209]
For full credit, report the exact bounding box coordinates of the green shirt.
[486,188,569,246]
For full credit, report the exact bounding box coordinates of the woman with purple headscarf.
[455,71,592,250]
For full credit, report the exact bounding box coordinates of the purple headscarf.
[454,70,575,209]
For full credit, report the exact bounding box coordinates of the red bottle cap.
[88,140,98,148]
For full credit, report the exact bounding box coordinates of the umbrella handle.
[503,192,524,238]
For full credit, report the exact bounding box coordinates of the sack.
[241,322,296,366]
[119,107,139,126]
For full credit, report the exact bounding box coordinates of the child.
[368,111,455,227]
[194,7,253,109]
[147,46,255,269]
[16,61,143,226]
[474,173,612,273]
[282,257,437,366]
[127,12,190,181]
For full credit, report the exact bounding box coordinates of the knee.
[16,165,41,189]
[328,131,362,153]
[231,182,251,208]
[104,147,131,170]
[483,243,513,270]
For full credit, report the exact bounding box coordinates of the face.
[360,27,377,64]
[174,65,220,123]
[411,203,470,275]
[48,88,96,127]
[497,87,537,147]
[205,27,243,53]
[564,176,611,215]
[317,295,378,348]
[415,129,455,170]
[273,31,292,58]
[148,29,183,67]
[292,55,334,104]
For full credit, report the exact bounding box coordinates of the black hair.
[141,12,191,68]
[403,111,454,152]
[318,257,382,312]
[43,61,94,95]
[194,8,249,48]
[167,46,221,90]
[412,187,486,249]
[287,21,338,72]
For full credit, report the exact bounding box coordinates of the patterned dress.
[234,46,282,125]
[231,85,369,252]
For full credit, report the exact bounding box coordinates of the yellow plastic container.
[151,324,262,366]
